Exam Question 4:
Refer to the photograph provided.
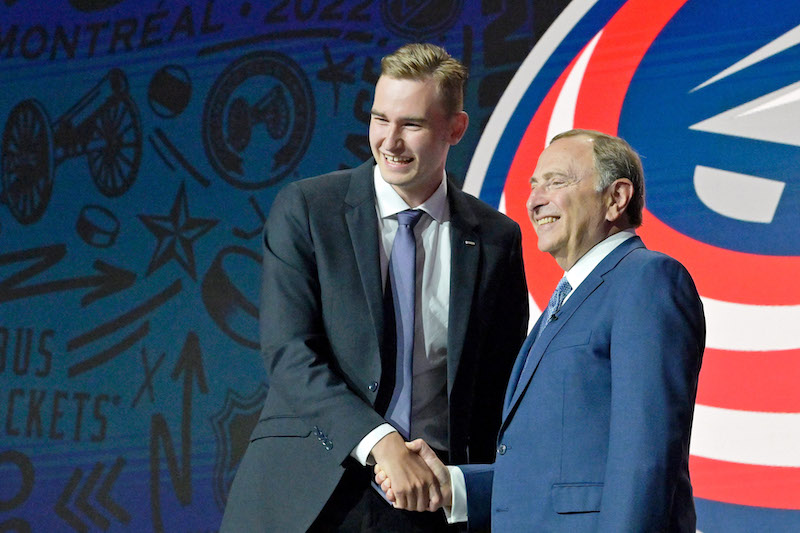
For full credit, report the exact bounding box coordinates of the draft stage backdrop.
[0,0,798,531]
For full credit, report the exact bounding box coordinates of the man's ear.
[448,111,469,145]
[605,178,634,223]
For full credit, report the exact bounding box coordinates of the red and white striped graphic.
[466,0,800,510]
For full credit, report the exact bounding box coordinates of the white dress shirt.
[351,166,452,464]
[446,229,636,522]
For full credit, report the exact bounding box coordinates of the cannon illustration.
[1,68,142,224]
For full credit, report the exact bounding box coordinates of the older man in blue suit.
[377,129,706,532]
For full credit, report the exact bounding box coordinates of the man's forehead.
[549,134,594,153]
[531,142,596,183]
[542,137,594,164]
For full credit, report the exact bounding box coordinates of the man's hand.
[370,432,442,512]
[374,438,452,512]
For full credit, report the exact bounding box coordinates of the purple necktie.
[385,209,423,439]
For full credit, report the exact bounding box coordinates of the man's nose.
[384,125,402,149]
[527,187,545,213]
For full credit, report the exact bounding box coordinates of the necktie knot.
[534,277,572,342]
[397,209,423,229]
[550,277,572,316]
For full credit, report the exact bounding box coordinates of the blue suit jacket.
[461,236,705,532]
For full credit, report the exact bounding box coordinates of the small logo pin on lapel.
[465,240,476,246]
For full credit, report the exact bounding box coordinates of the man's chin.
[380,168,414,185]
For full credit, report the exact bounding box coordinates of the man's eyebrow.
[530,171,569,183]
[368,110,428,124]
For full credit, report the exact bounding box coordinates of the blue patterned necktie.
[536,277,572,340]
[384,209,423,439]
[515,277,572,390]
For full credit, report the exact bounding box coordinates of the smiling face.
[527,135,614,271]
[369,75,468,207]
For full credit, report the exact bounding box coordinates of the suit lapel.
[503,326,539,416]
[446,183,480,395]
[502,275,602,425]
[501,236,646,428]
[344,160,386,345]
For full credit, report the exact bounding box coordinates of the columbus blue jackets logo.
[465,0,800,528]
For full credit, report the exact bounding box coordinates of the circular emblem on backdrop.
[202,51,315,190]
[380,0,463,39]
[466,0,800,516]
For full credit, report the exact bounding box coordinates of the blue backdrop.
[1,1,798,531]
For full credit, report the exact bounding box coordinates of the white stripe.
[691,404,800,467]
[703,297,800,351]
[546,31,603,143]
[691,23,800,92]
[464,0,600,196]
[528,292,541,333]
[740,84,800,116]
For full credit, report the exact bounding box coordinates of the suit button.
[497,444,507,455]
[368,381,378,392]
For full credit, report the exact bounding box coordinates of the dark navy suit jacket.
[221,160,528,532]
[461,236,705,532]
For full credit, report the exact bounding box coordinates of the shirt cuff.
[351,424,397,466]
[444,465,468,523]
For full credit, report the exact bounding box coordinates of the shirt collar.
[563,229,636,294]
[373,165,448,222]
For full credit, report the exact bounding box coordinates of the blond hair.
[380,43,468,116]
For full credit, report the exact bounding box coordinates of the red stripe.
[570,0,800,304]
[506,0,696,306]
[697,348,800,412]
[500,0,800,513]
[574,0,689,133]
[691,456,800,509]
[504,51,576,306]
[638,210,800,304]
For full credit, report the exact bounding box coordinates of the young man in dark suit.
[221,43,529,532]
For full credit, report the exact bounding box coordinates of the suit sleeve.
[597,256,705,531]
[461,463,495,532]
[259,182,386,467]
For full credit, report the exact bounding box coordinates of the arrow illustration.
[0,244,136,306]
[55,457,131,532]
[150,332,209,532]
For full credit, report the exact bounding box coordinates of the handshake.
[370,431,452,512]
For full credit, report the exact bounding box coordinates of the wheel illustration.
[1,99,54,224]
[87,92,142,197]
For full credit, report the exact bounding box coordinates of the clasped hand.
[372,434,451,512]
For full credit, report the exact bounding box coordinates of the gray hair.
[551,129,645,227]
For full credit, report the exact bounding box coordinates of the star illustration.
[138,182,218,280]
[317,45,355,113]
